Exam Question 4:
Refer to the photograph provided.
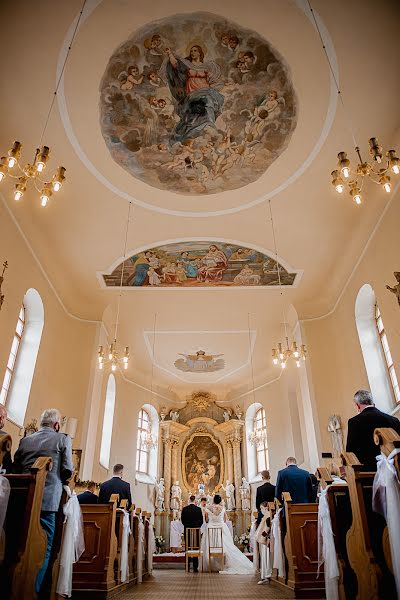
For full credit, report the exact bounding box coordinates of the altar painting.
[183,433,223,494]
[99,12,297,195]
[101,241,298,288]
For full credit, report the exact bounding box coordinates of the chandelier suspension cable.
[307,0,358,149]
[150,312,158,407]
[113,201,132,343]
[268,199,288,340]
[39,0,88,146]
[247,312,256,403]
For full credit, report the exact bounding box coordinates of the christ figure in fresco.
[197,245,228,283]
[162,45,224,143]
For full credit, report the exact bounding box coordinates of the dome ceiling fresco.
[99,11,297,195]
[100,241,300,288]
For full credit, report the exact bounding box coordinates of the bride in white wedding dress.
[201,495,255,575]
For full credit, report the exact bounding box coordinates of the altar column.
[163,437,173,511]
[171,439,179,484]
[231,436,243,510]
[226,440,234,484]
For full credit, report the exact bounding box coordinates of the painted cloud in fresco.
[99,12,297,195]
[101,241,298,288]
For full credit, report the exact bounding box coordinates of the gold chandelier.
[0,2,88,207]
[98,201,132,372]
[0,142,65,206]
[268,200,307,369]
[331,141,399,205]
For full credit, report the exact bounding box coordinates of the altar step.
[153,552,254,569]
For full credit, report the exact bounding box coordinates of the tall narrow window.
[136,409,150,474]
[0,305,25,405]
[375,304,400,403]
[255,407,269,473]
[100,374,116,469]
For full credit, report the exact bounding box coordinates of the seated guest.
[275,457,313,505]
[256,470,275,525]
[346,389,400,471]
[181,494,203,573]
[0,404,12,472]
[13,408,73,593]
[99,463,132,508]
[77,481,98,504]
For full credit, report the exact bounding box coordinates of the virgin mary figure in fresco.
[162,44,224,143]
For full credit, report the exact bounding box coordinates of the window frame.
[375,303,400,404]
[255,407,269,473]
[0,305,25,406]
[136,408,150,474]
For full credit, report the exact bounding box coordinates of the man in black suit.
[0,404,12,472]
[346,389,400,471]
[255,470,275,525]
[181,495,203,572]
[275,457,313,505]
[99,463,132,508]
[78,481,98,504]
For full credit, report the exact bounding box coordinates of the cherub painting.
[99,12,297,194]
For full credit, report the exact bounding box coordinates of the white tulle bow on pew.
[373,449,400,600]
[137,517,145,583]
[147,520,155,575]
[0,473,10,564]
[271,507,285,578]
[120,510,131,583]
[318,488,340,600]
[56,486,85,598]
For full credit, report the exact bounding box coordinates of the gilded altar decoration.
[99,12,297,195]
[175,349,224,373]
[182,432,223,495]
[0,261,8,311]
[188,391,214,412]
[386,272,400,307]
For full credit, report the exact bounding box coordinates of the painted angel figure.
[161,44,224,143]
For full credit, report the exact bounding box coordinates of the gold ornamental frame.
[182,431,224,494]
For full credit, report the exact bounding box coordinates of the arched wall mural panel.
[182,432,224,495]
[100,240,300,288]
[99,11,297,195]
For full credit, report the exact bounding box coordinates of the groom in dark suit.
[181,495,203,572]
[256,470,275,525]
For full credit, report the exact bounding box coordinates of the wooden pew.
[142,511,150,579]
[0,433,11,468]
[72,497,118,599]
[3,456,52,600]
[280,491,325,599]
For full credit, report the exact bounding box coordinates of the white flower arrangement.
[155,535,165,548]
[234,533,250,547]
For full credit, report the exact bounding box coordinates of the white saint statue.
[239,477,251,511]
[155,478,165,511]
[171,480,182,518]
[327,415,344,457]
[222,480,235,511]
[223,409,232,422]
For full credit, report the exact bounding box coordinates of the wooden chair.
[207,527,224,572]
[185,527,203,573]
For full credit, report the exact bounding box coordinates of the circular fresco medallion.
[99,12,298,195]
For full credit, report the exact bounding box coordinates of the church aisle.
[112,570,299,599]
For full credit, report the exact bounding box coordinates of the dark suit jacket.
[181,503,203,531]
[346,406,400,471]
[255,481,276,524]
[77,490,98,505]
[0,430,12,473]
[98,476,132,509]
[275,465,313,504]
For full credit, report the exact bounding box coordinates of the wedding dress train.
[201,506,255,575]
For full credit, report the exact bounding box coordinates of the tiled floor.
[113,570,296,599]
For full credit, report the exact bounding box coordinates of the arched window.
[136,408,150,474]
[245,402,269,482]
[0,305,25,406]
[355,284,397,411]
[135,404,159,483]
[255,408,269,472]
[1,289,44,426]
[375,304,400,403]
[100,374,116,469]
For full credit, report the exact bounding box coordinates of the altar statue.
[327,415,344,457]
[222,480,235,511]
[171,480,182,518]
[197,481,205,497]
[239,477,251,511]
[155,477,165,511]
[170,410,180,422]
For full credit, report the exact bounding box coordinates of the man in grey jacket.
[13,408,74,593]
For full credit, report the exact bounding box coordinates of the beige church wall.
[303,184,400,455]
[0,198,97,456]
